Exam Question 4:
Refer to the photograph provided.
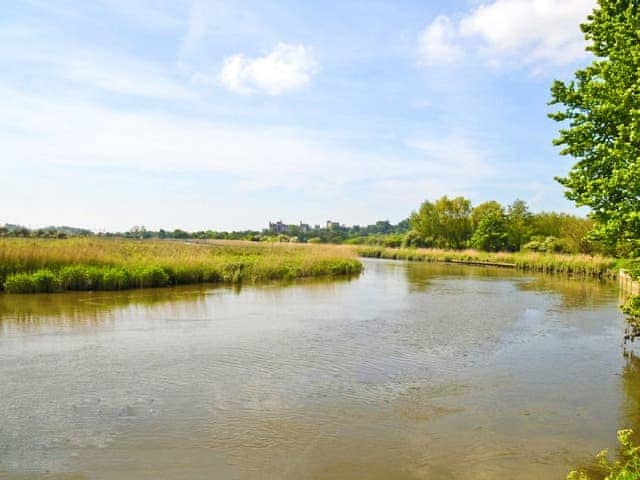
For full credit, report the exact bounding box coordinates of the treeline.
[0,221,411,245]
[405,196,601,254]
[1,198,599,254]
[0,224,92,239]
[119,220,410,244]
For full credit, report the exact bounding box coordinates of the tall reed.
[0,238,362,293]
[356,246,618,279]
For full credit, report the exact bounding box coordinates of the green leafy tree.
[506,199,533,251]
[550,0,640,255]
[435,196,472,249]
[411,196,472,249]
[470,203,508,252]
[410,200,439,247]
[471,201,504,231]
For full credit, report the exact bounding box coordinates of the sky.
[0,0,597,232]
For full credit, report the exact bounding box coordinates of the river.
[0,259,636,479]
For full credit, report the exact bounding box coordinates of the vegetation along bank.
[357,246,618,279]
[0,238,362,294]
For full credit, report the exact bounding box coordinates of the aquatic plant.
[567,429,640,480]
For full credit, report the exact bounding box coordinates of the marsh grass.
[0,238,362,293]
[357,246,618,279]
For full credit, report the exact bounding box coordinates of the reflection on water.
[0,259,633,479]
[0,276,357,333]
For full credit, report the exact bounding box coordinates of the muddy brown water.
[0,259,637,479]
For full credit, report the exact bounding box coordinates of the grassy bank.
[356,246,618,279]
[0,238,362,293]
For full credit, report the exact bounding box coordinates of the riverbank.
[356,246,618,279]
[0,238,362,293]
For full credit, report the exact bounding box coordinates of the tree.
[505,199,533,251]
[471,201,504,231]
[549,0,640,255]
[470,202,508,252]
[410,196,472,249]
[410,200,439,247]
[435,196,472,249]
[532,212,597,253]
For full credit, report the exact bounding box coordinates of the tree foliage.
[550,0,640,255]
[410,196,472,249]
[470,202,508,252]
[506,199,533,251]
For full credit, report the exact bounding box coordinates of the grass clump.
[0,238,362,294]
[5,270,60,293]
[568,429,640,480]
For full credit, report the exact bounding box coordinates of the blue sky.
[1,0,596,231]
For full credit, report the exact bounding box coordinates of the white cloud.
[459,0,595,65]
[220,43,317,95]
[418,15,463,66]
[419,0,595,68]
[0,89,494,197]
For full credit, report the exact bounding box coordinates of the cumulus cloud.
[419,0,596,68]
[220,43,317,95]
[459,0,595,65]
[418,15,463,66]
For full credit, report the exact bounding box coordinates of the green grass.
[356,246,618,279]
[0,238,362,293]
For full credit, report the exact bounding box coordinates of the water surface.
[0,259,635,479]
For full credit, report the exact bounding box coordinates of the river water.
[0,259,637,479]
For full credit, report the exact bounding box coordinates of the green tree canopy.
[471,210,508,252]
[471,201,504,231]
[410,196,472,249]
[506,199,533,251]
[549,0,640,255]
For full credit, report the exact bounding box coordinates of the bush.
[623,296,640,319]
[567,429,640,480]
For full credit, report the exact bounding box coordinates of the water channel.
[1,259,636,479]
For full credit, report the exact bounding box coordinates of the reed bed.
[356,246,618,279]
[0,238,362,293]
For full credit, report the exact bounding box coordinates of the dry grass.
[0,238,362,293]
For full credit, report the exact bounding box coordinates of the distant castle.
[267,220,341,234]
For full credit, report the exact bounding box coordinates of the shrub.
[623,296,640,319]
[567,429,640,480]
